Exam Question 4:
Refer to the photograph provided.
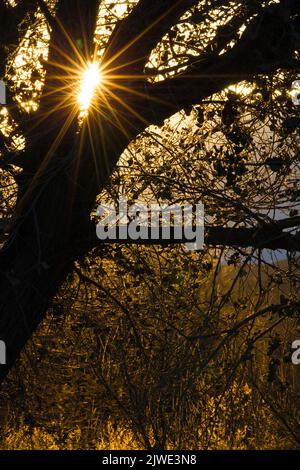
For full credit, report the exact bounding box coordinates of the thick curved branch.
[140,1,299,127]
[103,0,199,74]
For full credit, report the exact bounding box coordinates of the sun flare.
[78,62,101,113]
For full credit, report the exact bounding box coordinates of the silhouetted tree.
[0,0,299,384]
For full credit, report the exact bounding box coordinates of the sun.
[78,62,102,113]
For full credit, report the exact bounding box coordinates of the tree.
[0,0,299,384]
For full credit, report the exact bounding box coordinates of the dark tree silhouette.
[0,0,299,382]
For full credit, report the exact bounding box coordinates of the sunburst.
[78,62,102,115]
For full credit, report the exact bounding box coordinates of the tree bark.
[0,114,130,383]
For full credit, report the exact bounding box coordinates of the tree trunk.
[0,114,129,383]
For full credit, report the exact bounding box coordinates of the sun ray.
[101,2,181,72]
[94,87,132,141]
